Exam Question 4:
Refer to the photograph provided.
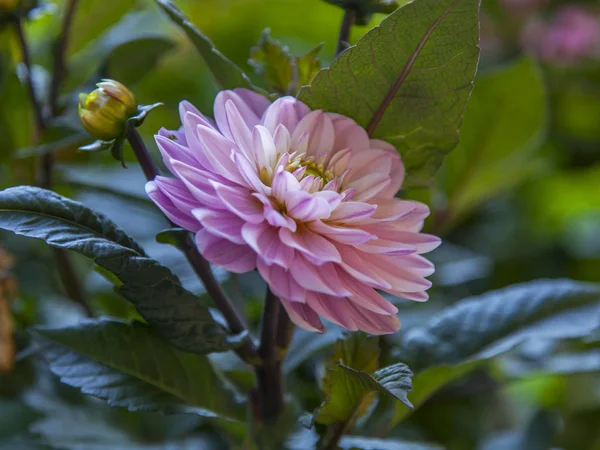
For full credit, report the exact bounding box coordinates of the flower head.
[78,79,137,141]
[146,89,440,334]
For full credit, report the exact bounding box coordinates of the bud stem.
[125,128,259,365]
[336,8,356,56]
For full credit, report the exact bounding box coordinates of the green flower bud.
[78,79,137,141]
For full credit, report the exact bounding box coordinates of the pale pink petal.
[308,220,375,245]
[365,199,417,223]
[233,153,270,194]
[289,256,351,296]
[182,112,214,169]
[262,96,311,134]
[345,302,401,335]
[280,299,324,333]
[348,172,391,202]
[155,135,196,175]
[195,229,256,273]
[344,279,398,315]
[306,293,358,331]
[382,288,429,302]
[257,259,305,302]
[211,181,264,223]
[158,127,187,145]
[347,149,393,183]
[335,244,392,289]
[272,167,301,203]
[146,180,200,232]
[358,252,433,293]
[273,124,292,155]
[224,100,255,159]
[251,125,277,168]
[370,139,405,198]
[196,124,243,183]
[242,222,295,269]
[328,113,370,152]
[285,190,332,222]
[192,207,245,244]
[327,202,377,224]
[213,89,265,140]
[254,193,297,231]
[179,101,215,129]
[362,227,441,254]
[291,110,334,157]
[280,227,341,264]
[170,160,226,210]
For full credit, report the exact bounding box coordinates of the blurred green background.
[1,0,600,449]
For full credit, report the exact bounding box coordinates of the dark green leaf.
[324,0,401,25]
[155,0,262,92]
[107,37,176,85]
[0,186,237,354]
[399,279,600,372]
[313,362,413,425]
[298,0,481,187]
[249,29,293,94]
[155,227,189,248]
[442,58,548,221]
[31,319,244,420]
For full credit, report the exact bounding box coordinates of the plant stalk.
[336,8,356,56]
[125,128,259,364]
[14,7,92,317]
[256,287,285,421]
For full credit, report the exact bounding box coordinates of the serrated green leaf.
[249,29,293,95]
[331,332,380,375]
[443,57,548,221]
[294,44,323,92]
[298,0,481,188]
[155,0,262,92]
[0,186,237,354]
[31,319,244,421]
[314,362,413,425]
[399,279,600,372]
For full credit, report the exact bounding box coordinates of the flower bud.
[78,79,137,141]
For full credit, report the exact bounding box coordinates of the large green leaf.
[31,319,244,421]
[399,279,600,372]
[311,363,413,425]
[298,0,480,187]
[155,0,261,92]
[0,186,239,354]
[442,58,548,221]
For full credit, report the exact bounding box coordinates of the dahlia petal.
[344,279,398,314]
[335,244,392,289]
[272,167,301,203]
[280,227,341,264]
[146,181,200,232]
[329,113,370,152]
[370,139,405,198]
[273,124,292,156]
[363,228,441,254]
[308,220,375,245]
[285,190,331,222]
[347,149,393,183]
[289,256,350,296]
[359,252,433,292]
[253,193,297,231]
[210,181,264,223]
[306,293,358,331]
[291,110,334,157]
[358,239,418,256]
[179,101,215,129]
[328,148,352,174]
[196,124,243,182]
[345,302,401,335]
[252,125,278,168]
[158,127,186,145]
[170,160,226,209]
[257,258,305,302]
[214,89,265,140]
[365,199,417,223]
[280,299,324,333]
[233,153,270,194]
[348,172,391,202]
[195,229,256,273]
[242,222,295,269]
[191,207,245,244]
[314,190,343,209]
[225,100,255,159]
[155,135,196,175]
[262,96,311,134]
[327,202,377,224]
[382,288,429,302]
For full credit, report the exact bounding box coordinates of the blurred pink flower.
[146,89,440,334]
[524,6,600,65]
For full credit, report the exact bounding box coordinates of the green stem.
[125,128,259,364]
[336,8,356,56]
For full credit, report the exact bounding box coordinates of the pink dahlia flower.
[146,89,440,334]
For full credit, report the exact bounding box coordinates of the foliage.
[2,0,600,448]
